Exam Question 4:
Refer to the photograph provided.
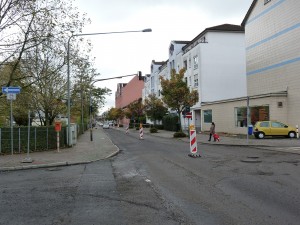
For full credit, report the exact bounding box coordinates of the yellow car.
[253,121,297,139]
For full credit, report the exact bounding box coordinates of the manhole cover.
[241,158,262,163]
[46,167,62,171]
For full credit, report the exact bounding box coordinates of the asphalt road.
[108,128,300,225]
[0,128,299,225]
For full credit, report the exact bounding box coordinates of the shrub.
[154,124,164,130]
[173,131,187,138]
[150,127,158,133]
[162,114,179,131]
[143,123,151,128]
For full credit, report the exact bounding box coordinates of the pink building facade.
[115,75,144,125]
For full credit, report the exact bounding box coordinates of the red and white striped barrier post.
[188,124,201,158]
[54,121,62,153]
[139,123,144,139]
[126,124,129,134]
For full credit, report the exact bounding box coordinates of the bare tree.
[0,0,92,126]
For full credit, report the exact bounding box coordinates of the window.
[151,76,154,90]
[235,105,269,127]
[183,60,187,69]
[264,0,271,5]
[203,110,212,123]
[189,57,191,68]
[271,122,285,128]
[189,76,191,86]
[169,60,175,73]
[193,55,198,69]
[200,36,206,43]
[194,74,198,87]
[260,122,269,127]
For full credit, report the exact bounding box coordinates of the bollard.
[126,125,129,134]
[296,125,299,139]
[188,124,201,158]
[139,123,144,139]
[190,129,198,154]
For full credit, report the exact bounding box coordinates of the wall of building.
[245,0,300,126]
[201,100,246,134]
[201,95,288,134]
[115,75,144,108]
[200,32,247,102]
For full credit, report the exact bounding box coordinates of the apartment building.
[241,0,300,128]
[115,75,144,125]
[144,25,247,133]
[182,24,247,132]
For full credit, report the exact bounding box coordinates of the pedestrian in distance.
[208,122,216,141]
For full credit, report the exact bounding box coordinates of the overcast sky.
[73,0,253,113]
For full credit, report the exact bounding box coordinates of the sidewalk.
[146,128,300,154]
[0,128,119,172]
[1,127,299,171]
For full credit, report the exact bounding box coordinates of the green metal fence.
[0,126,68,154]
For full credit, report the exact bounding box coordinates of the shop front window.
[235,105,269,127]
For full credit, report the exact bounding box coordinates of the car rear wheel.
[288,132,296,138]
[258,132,265,139]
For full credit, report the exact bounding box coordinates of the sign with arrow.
[2,86,21,94]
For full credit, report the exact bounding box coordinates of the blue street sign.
[1,86,21,94]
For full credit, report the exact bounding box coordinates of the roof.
[205,24,245,32]
[151,60,165,65]
[171,40,190,45]
[241,0,257,27]
[183,24,244,51]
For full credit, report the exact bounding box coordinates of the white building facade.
[144,26,248,133]
[182,24,247,132]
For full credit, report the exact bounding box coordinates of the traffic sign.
[185,112,192,119]
[7,93,16,100]
[2,86,21,94]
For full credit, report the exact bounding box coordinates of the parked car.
[103,123,110,129]
[253,121,297,139]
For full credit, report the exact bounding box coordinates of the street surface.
[0,128,299,225]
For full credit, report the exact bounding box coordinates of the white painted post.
[296,125,299,139]
[57,131,60,152]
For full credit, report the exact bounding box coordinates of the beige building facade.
[243,0,300,127]
[202,0,300,134]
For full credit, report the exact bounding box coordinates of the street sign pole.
[10,98,13,155]
[2,87,21,155]
[188,118,190,137]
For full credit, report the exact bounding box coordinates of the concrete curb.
[0,149,120,172]
[0,162,68,172]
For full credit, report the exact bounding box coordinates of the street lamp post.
[66,28,151,146]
